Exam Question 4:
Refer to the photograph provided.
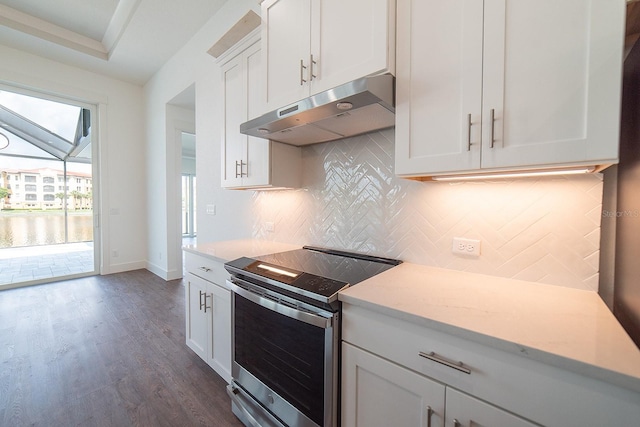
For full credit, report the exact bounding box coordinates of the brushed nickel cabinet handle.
[419,351,471,375]
[453,419,461,427]
[490,108,496,148]
[300,59,307,85]
[310,54,317,81]
[240,160,247,177]
[427,406,433,427]
[235,160,240,178]
[467,114,472,152]
[198,266,211,273]
[203,294,211,314]
[199,290,205,311]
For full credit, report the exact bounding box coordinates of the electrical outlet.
[112,250,118,258]
[206,204,216,215]
[265,222,275,232]
[452,237,481,257]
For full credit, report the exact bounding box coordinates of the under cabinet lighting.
[431,167,596,182]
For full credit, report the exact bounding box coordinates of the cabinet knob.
[310,54,317,81]
[203,293,211,313]
[199,290,205,311]
[467,114,472,152]
[489,108,496,148]
[300,59,308,85]
[426,406,433,427]
[418,351,471,375]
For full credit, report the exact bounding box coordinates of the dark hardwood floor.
[0,270,244,427]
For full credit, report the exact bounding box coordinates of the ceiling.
[0,0,228,85]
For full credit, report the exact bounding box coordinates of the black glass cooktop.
[224,246,401,303]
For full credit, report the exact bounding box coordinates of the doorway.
[0,87,99,288]
[182,132,196,240]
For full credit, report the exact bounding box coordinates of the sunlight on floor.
[0,242,94,286]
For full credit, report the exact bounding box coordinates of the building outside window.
[25,194,37,201]
[25,184,36,191]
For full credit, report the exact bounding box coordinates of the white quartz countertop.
[339,262,640,393]
[183,239,300,263]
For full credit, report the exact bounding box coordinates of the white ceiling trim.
[0,0,141,61]
[0,4,107,59]
[101,0,140,55]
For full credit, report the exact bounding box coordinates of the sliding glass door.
[0,86,98,287]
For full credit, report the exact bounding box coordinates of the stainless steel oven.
[224,246,401,427]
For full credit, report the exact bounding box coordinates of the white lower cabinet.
[342,343,535,427]
[341,304,640,427]
[445,388,536,427]
[342,342,445,427]
[184,252,232,383]
[185,273,208,360]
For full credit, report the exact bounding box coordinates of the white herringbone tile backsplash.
[252,129,603,291]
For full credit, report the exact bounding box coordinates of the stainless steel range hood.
[240,74,395,146]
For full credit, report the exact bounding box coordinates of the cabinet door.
[445,388,537,427]
[342,342,445,427]
[262,0,311,110]
[207,282,232,383]
[481,0,623,170]
[221,54,245,188]
[185,273,208,360]
[395,0,484,176]
[243,41,270,188]
[310,0,394,95]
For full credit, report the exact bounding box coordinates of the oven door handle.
[228,281,333,329]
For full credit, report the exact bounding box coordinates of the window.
[77,186,82,191]
[43,177,54,183]
[76,178,81,183]
[14,184,19,190]
[43,185,54,192]
[25,184,37,191]
[25,175,36,183]
[43,194,55,201]
[25,194,37,201]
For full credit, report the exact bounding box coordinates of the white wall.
[0,44,147,275]
[143,0,258,279]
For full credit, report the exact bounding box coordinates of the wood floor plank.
[0,270,244,427]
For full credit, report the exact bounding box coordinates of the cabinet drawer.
[342,304,640,427]
[185,252,229,287]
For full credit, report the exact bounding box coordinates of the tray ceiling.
[0,0,227,84]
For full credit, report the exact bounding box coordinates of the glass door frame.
[0,83,101,286]
[182,173,196,238]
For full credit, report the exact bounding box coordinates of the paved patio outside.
[0,242,94,286]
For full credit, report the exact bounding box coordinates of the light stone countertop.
[184,241,640,393]
[183,239,300,263]
[339,262,640,394]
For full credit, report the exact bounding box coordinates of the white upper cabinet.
[220,36,301,189]
[261,0,395,111]
[395,0,625,178]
